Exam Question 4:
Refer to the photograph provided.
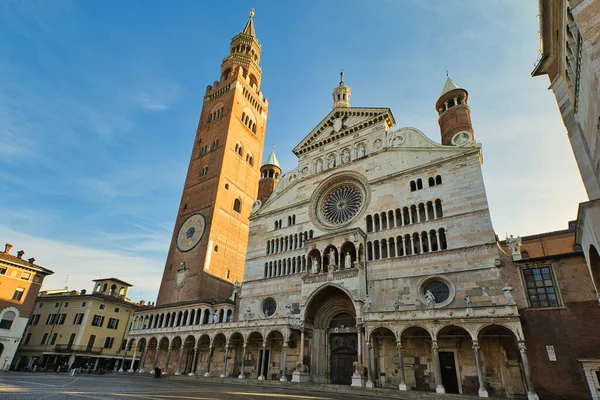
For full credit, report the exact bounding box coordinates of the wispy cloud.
[0,226,163,302]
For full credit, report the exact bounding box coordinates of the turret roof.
[440,77,461,96]
[242,9,256,37]
[264,150,280,168]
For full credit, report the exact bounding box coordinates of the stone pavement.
[0,372,499,400]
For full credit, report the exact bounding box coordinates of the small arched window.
[201,166,208,176]
[0,311,16,329]
[428,177,435,187]
[435,175,442,185]
[410,181,416,192]
[417,179,423,190]
[233,198,241,213]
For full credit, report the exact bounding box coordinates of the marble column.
[356,323,363,367]
[204,344,214,377]
[472,341,488,397]
[118,350,127,372]
[258,342,267,380]
[432,340,445,394]
[128,348,138,372]
[397,341,407,391]
[152,346,160,372]
[300,330,305,367]
[175,345,185,375]
[518,342,540,400]
[366,341,374,388]
[163,346,172,376]
[238,343,247,379]
[220,342,230,378]
[188,346,199,376]
[280,342,289,382]
[138,345,149,373]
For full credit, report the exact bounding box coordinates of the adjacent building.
[0,243,53,371]
[15,278,144,372]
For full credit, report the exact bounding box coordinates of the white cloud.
[0,226,163,303]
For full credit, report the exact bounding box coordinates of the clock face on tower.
[176,213,206,252]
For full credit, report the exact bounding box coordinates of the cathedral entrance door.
[330,333,357,385]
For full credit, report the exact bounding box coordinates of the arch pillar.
[518,342,540,400]
[432,340,445,394]
[472,340,488,397]
[397,341,407,391]
[189,345,199,376]
[238,343,247,379]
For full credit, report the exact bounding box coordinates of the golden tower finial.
[250,8,255,18]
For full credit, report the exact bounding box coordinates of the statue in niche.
[341,149,350,163]
[213,311,220,323]
[316,159,323,173]
[285,303,292,317]
[424,290,436,308]
[327,155,336,168]
[311,256,320,273]
[356,145,365,158]
[329,248,336,269]
[363,295,372,312]
[345,252,352,269]
[244,306,252,320]
[503,283,516,305]
[394,299,401,312]
[465,295,473,308]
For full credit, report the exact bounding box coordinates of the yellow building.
[15,278,145,372]
[0,243,53,371]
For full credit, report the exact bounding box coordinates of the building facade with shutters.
[0,243,53,372]
[14,278,143,372]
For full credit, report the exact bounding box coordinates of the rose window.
[322,185,363,225]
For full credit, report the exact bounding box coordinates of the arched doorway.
[304,285,358,384]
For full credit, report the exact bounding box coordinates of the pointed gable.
[293,107,395,156]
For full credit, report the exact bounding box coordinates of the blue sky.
[0,1,587,302]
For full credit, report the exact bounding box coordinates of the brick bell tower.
[156,10,268,306]
[436,76,475,146]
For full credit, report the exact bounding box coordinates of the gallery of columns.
[126,285,538,399]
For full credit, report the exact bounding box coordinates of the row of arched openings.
[366,200,443,232]
[266,230,313,254]
[132,308,234,331]
[410,175,442,192]
[367,228,447,260]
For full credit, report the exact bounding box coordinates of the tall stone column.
[152,345,160,372]
[128,348,138,372]
[238,343,247,379]
[472,341,488,397]
[118,350,127,372]
[300,330,305,367]
[366,341,374,388]
[280,342,289,382]
[397,341,407,391]
[432,340,445,394]
[175,345,185,375]
[258,342,267,380]
[204,344,214,377]
[163,345,172,376]
[356,323,363,366]
[518,342,540,400]
[220,342,230,378]
[188,345,199,376]
[138,345,149,373]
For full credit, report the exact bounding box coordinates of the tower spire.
[242,9,256,37]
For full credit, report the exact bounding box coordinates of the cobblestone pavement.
[0,372,483,400]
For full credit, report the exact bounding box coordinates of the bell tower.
[436,76,474,146]
[156,10,268,306]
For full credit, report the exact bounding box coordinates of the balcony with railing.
[54,344,103,354]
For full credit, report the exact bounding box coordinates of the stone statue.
[285,303,292,317]
[311,256,319,273]
[213,311,220,323]
[316,159,323,173]
[506,234,522,255]
[229,281,240,301]
[356,145,365,158]
[393,299,401,312]
[329,248,336,269]
[327,155,336,168]
[424,290,436,308]
[244,306,251,320]
[465,295,472,308]
[503,283,516,305]
[345,252,352,269]
[363,295,372,312]
[342,150,350,163]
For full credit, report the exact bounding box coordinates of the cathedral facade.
[127,12,538,399]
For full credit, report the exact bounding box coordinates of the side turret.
[258,149,281,204]
[436,77,474,146]
[332,72,351,109]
